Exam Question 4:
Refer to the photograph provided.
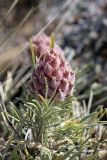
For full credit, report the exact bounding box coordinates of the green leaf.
[32,99,42,111]
[40,146,52,160]
[27,102,41,114]
[80,112,97,123]
[0,156,3,160]
[10,146,20,160]
[38,94,48,111]
[87,153,98,160]
[98,121,107,125]
[10,103,20,120]
[69,148,84,160]
[24,104,41,120]
[3,134,13,154]
[59,96,74,109]
[50,33,54,49]
[30,38,36,67]
[5,111,20,122]
[63,147,76,159]
[48,89,57,106]
[43,107,59,121]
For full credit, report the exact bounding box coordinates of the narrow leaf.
[80,112,97,123]
[30,38,36,67]
[49,33,54,49]
[38,94,48,110]
[44,77,48,100]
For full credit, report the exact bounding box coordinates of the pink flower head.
[29,45,75,101]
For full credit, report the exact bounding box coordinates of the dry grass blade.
[93,95,107,108]
[32,0,73,39]
[87,90,93,114]
[0,0,19,28]
[13,64,30,86]
[54,0,80,33]
[10,72,31,98]
[0,7,34,47]
[0,44,24,74]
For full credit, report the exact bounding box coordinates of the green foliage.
[0,94,107,160]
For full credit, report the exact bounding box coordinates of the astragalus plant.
[0,34,106,160]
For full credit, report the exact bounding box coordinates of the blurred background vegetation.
[0,0,107,111]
